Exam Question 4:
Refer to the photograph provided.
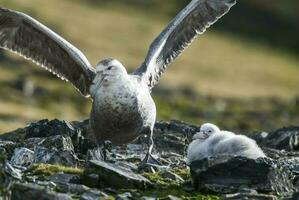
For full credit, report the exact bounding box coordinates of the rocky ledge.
[0,119,299,199]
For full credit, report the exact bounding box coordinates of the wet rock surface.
[222,189,278,200]
[33,146,78,167]
[24,119,79,139]
[88,160,152,189]
[48,173,80,185]
[252,126,299,151]
[0,141,18,159]
[190,156,295,195]
[5,162,22,180]
[0,119,299,199]
[10,147,34,167]
[11,183,72,200]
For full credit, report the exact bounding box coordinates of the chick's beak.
[192,131,209,140]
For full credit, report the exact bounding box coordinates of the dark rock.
[160,171,184,183]
[222,188,278,199]
[88,160,152,189]
[116,192,133,200]
[25,119,78,139]
[155,120,200,139]
[160,152,186,168]
[39,135,74,151]
[126,144,143,153]
[23,135,75,152]
[5,162,22,180]
[80,189,109,200]
[0,146,6,155]
[262,148,299,178]
[56,183,90,195]
[132,120,199,155]
[10,147,34,167]
[263,148,297,160]
[82,173,100,188]
[154,132,187,155]
[36,181,57,189]
[103,187,118,194]
[0,119,82,151]
[183,183,195,193]
[0,128,26,143]
[33,146,78,167]
[24,138,46,150]
[86,148,104,161]
[71,119,91,139]
[115,161,138,172]
[77,137,97,155]
[49,173,80,185]
[0,149,12,197]
[4,118,299,198]
[0,141,18,159]
[11,183,72,200]
[189,156,295,195]
[71,119,98,153]
[286,192,299,200]
[222,192,277,200]
[154,121,199,154]
[252,126,299,151]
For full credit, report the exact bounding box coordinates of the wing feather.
[133,0,236,90]
[0,8,96,97]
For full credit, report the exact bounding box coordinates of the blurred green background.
[0,0,299,134]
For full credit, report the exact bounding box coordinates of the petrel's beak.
[97,75,107,87]
[192,131,209,140]
[90,72,107,97]
[92,73,107,88]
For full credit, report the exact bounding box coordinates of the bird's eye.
[107,66,113,70]
[208,130,212,133]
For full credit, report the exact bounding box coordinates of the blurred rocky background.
[0,0,298,134]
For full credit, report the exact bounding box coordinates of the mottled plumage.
[90,63,156,144]
[0,0,236,163]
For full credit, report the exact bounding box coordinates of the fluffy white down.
[187,125,266,165]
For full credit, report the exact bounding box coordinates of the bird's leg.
[101,140,112,161]
[138,132,162,171]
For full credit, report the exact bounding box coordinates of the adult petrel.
[0,0,236,167]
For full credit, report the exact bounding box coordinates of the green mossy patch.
[142,168,219,199]
[143,168,190,187]
[27,164,84,176]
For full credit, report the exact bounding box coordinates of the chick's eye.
[107,66,113,70]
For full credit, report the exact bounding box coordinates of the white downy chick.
[187,123,266,164]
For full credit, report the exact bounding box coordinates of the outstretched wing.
[0,8,96,97]
[133,0,236,90]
